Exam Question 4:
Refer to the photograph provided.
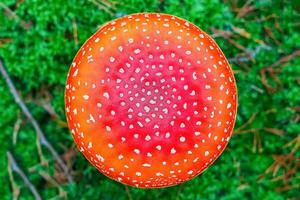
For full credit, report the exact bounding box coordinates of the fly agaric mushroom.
[65,13,237,188]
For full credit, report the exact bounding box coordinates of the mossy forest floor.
[0,0,299,199]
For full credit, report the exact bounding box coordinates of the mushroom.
[65,13,237,188]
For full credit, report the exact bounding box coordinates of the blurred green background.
[0,0,299,199]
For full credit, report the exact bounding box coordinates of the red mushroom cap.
[65,13,237,188]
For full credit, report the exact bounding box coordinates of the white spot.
[96,154,104,162]
[134,49,141,54]
[205,151,209,156]
[165,132,171,138]
[170,148,176,154]
[128,38,134,43]
[144,106,150,112]
[103,92,110,99]
[110,110,116,116]
[136,172,142,176]
[180,137,186,142]
[83,95,89,100]
[88,114,95,123]
[73,69,79,77]
[119,68,124,73]
[105,125,111,132]
[73,108,77,115]
[185,50,191,55]
[180,123,185,128]
[142,163,151,167]
[110,57,115,62]
[134,149,140,154]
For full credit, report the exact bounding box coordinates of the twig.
[7,153,20,200]
[0,38,12,47]
[175,184,184,200]
[0,2,31,29]
[228,45,271,64]
[265,50,300,69]
[88,0,114,15]
[7,151,42,200]
[284,135,300,154]
[234,112,257,133]
[12,112,22,145]
[260,49,300,92]
[72,18,78,46]
[0,59,73,183]
[100,0,118,10]
[236,0,255,18]
[124,185,132,200]
[39,170,67,199]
